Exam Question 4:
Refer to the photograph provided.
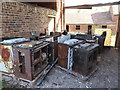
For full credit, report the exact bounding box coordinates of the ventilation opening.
[18,51,25,73]
[34,50,40,60]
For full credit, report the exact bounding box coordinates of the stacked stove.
[58,39,84,70]
[43,36,59,64]
[0,38,29,73]
[39,34,61,64]
[58,35,99,76]
[73,43,99,75]
[12,41,49,81]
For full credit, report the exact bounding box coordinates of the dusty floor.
[39,48,118,88]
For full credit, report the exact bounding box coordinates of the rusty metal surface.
[13,47,33,80]
[57,38,84,71]
[0,38,30,74]
[58,44,69,69]
[73,43,99,76]
[48,42,58,64]
[2,48,118,88]
[0,45,13,73]
[58,41,99,76]
[39,48,118,88]
[41,35,59,64]
[13,41,49,81]
[54,42,58,61]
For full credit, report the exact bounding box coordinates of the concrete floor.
[39,48,118,88]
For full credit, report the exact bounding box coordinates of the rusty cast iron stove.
[41,35,60,64]
[58,37,99,76]
[0,38,29,73]
[12,41,49,81]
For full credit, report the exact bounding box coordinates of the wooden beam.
[48,15,56,18]
[15,0,56,2]
[15,0,57,10]
[29,2,57,10]
[65,5,92,9]
[65,1,120,9]
[115,5,120,48]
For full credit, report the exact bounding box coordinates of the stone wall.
[0,2,63,38]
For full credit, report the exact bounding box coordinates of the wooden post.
[115,5,120,49]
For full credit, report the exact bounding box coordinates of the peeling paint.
[0,45,13,73]
[0,38,29,73]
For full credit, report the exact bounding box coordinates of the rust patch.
[0,45,12,72]
[58,44,68,69]
[1,47,10,62]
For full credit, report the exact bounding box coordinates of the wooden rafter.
[65,1,120,9]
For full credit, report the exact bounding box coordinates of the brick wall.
[112,15,119,22]
[110,6,119,35]
[107,24,117,35]
[0,2,63,38]
[67,24,118,35]
[67,24,88,34]
[110,15,119,35]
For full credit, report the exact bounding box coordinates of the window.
[76,25,80,30]
[88,25,92,30]
[102,25,107,28]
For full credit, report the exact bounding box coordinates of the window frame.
[76,25,80,30]
[102,25,107,28]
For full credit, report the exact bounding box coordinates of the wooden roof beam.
[65,1,120,9]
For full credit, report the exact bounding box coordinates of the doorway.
[88,25,92,34]
[66,25,69,32]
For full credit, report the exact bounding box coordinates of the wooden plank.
[115,5,120,48]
